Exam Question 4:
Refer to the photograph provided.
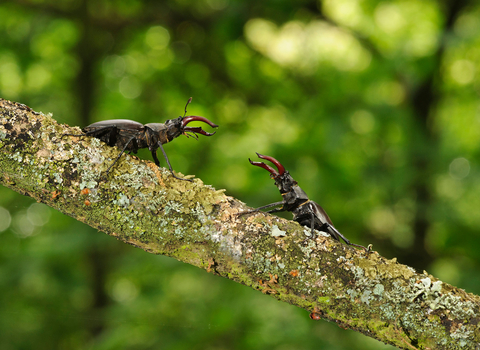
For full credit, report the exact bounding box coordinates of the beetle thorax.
[144,123,167,146]
[145,116,183,145]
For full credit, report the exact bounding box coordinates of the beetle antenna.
[184,97,193,117]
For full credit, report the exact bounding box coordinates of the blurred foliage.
[1,0,479,349]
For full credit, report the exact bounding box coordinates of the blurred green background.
[1,0,479,349]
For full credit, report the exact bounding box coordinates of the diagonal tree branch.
[1,98,479,349]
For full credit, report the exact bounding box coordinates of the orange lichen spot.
[51,190,61,199]
[262,287,277,294]
[309,307,323,320]
[80,188,90,195]
[289,270,299,277]
[147,163,166,187]
[84,200,91,206]
[207,258,215,273]
[258,276,278,294]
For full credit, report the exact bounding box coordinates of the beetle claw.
[249,158,279,176]
[182,116,219,129]
[181,115,218,140]
[251,153,285,176]
[183,126,216,138]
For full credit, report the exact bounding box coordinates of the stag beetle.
[64,98,218,181]
[239,153,366,250]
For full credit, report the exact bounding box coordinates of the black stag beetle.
[240,153,367,250]
[64,98,218,181]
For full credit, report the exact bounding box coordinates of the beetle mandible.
[64,98,218,181]
[239,153,367,250]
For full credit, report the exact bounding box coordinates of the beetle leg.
[320,222,367,251]
[104,136,135,177]
[150,148,160,166]
[237,201,285,217]
[310,211,316,236]
[265,204,288,214]
[156,142,193,182]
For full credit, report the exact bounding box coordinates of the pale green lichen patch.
[114,193,130,207]
[271,225,286,237]
[80,180,98,190]
[373,283,384,296]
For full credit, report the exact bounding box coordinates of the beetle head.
[153,98,218,142]
[249,153,298,194]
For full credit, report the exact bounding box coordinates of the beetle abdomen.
[86,119,145,130]
[83,120,147,151]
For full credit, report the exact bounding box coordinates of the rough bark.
[1,98,479,349]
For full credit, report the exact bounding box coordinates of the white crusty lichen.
[271,225,286,237]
